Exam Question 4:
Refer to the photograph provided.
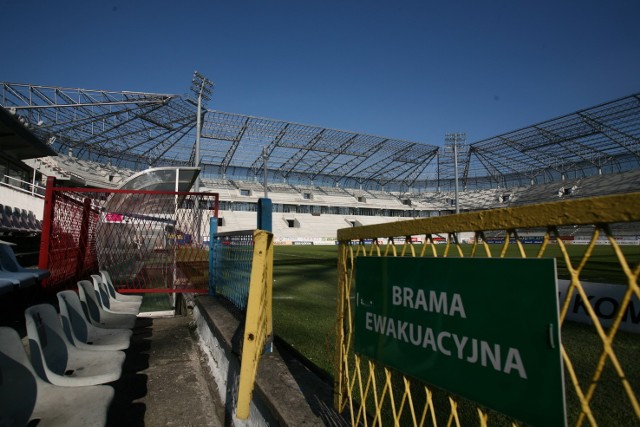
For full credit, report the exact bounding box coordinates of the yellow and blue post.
[257,197,273,353]
[257,198,272,232]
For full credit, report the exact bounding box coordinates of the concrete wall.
[0,185,44,219]
[192,296,346,427]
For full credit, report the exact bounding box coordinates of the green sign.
[355,257,566,426]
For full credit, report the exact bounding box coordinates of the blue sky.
[3,0,639,146]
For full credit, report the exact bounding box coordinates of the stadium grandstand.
[1,79,639,245]
[2,77,640,426]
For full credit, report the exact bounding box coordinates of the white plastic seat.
[78,280,137,329]
[91,274,140,315]
[101,269,143,304]
[57,290,132,351]
[25,303,125,386]
[0,327,114,427]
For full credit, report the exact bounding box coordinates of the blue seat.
[0,277,16,295]
[12,207,30,233]
[26,210,39,231]
[0,327,114,426]
[0,204,9,233]
[0,242,50,281]
[2,204,16,231]
[0,269,37,288]
[20,209,31,229]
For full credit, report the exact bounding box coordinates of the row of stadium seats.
[34,155,640,219]
[54,154,134,187]
[0,270,142,426]
[0,204,42,234]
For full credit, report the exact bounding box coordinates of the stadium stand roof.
[119,167,199,193]
[462,94,640,189]
[1,79,639,192]
[0,106,56,161]
[104,167,200,216]
[0,82,439,191]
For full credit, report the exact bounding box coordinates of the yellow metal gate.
[335,192,640,426]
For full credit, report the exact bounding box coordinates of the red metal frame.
[38,176,56,286]
[39,179,219,294]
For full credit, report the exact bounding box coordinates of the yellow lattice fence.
[335,192,640,426]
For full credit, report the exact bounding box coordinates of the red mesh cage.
[39,179,219,294]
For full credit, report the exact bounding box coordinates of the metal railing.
[209,229,255,309]
[1,174,46,197]
[207,226,274,419]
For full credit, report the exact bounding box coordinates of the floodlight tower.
[191,71,213,192]
[445,132,466,215]
[262,146,269,199]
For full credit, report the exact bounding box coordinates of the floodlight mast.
[263,146,269,199]
[191,71,213,192]
[445,132,466,215]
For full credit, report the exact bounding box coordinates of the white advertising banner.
[558,279,640,334]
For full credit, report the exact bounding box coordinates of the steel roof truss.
[579,112,640,159]
[220,117,250,175]
[395,150,439,189]
[497,136,563,173]
[249,123,290,174]
[308,133,361,179]
[534,126,602,167]
[146,124,197,167]
[280,129,327,178]
[326,139,389,179]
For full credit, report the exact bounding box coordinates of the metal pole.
[191,72,212,192]
[194,82,204,246]
[263,146,268,199]
[453,140,459,215]
[194,81,204,193]
[445,132,465,215]
[173,168,179,306]
[436,151,440,193]
[31,160,37,196]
